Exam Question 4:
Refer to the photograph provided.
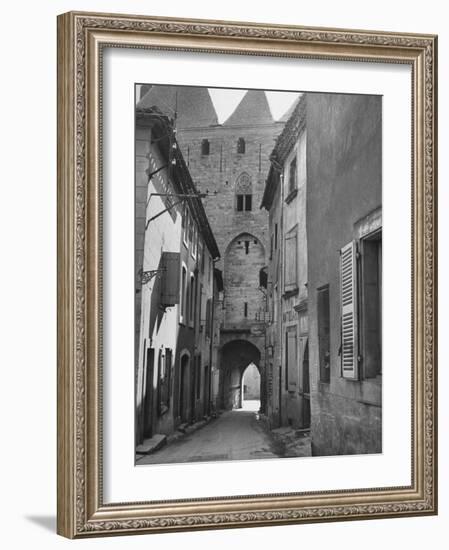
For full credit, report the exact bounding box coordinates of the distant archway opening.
[220,340,261,411]
[241,363,261,412]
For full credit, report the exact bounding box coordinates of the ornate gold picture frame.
[57,11,437,538]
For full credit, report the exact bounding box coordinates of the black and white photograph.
[134,84,382,465]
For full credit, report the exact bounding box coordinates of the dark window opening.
[244,302,248,317]
[317,285,330,383]
[201,139,210,156]
[235,173,252,211]
[244,241,250,254]
[360,230,382,378]
[289,156,297,194]
[237,137,246,154]
[162,349,172,410]
[236,194,252,211]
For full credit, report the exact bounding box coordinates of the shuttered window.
[160,252,180,307]
[340,241,358,379]
[284,229,298,291]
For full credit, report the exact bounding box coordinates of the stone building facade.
[135,107,219,447]
[261,95,310,429]
[306,93,382,455]
[137,86,285,414]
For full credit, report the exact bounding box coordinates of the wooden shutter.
[284,230,297,290]
[340,241,358,379]
[160,252,180,307]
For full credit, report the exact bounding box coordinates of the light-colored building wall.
[135,110,220,446]
[135,121,182,442]
[306,93,382,456]
[262,96,310,430]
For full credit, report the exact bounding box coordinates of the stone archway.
[219,339,261,410]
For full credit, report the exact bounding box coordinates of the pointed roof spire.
[223,90,274,126]
[137,85,218,128]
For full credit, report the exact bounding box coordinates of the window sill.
[285,188,298,204]
[282,287,299,299]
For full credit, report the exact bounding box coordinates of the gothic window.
[237,137,246,154]
[235,172,252,212]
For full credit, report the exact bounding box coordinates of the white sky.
[208,88,300,123]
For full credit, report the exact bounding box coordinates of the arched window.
[201,139,210,156]
[235,172,252,212]
[237,137,246,154]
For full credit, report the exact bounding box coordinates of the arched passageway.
[219,340,261,410]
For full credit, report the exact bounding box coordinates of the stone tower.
[137,85,285,411]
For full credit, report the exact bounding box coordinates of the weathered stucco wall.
[306,93,382,456]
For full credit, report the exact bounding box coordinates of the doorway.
[179,354,190,423]
[302,339,311,428]
[143,348,154,438]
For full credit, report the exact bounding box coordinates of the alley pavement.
[137,400,286,465]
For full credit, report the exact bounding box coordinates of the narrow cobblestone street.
[137,401,286,464]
